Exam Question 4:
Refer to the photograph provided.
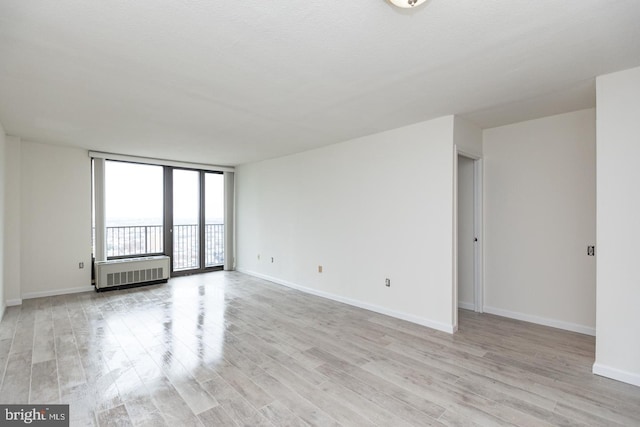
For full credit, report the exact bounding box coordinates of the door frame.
[453,148,484,331]
[167,167,224,277]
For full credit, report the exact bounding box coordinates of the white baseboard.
[22,285,95,300]
[483,305,595,336]
[458,301,475,311]
[237,268,455,334]
[6,298,22,306]
[593,362,640,387]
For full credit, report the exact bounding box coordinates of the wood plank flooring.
[0,271,638,426]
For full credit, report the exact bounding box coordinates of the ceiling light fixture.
[388,0,428,8]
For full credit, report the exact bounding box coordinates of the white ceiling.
[1,1,639,166]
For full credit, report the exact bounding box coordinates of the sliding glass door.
[205,173,225,268]
[95,158,226,276]
[172,169,201,272]
[171,169,225,275]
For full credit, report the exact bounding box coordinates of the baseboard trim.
[483,305,595,336]
[6,299,22,306]
[237,269,455,334]
[593,362,640,387]
[458,301,475,311]
[22,285,95,300]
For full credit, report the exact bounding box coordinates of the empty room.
[0,1,639,426]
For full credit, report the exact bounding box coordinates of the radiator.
[95,255,170,291]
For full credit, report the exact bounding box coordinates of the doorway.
[170,169,225,275]
[454,153,483,329]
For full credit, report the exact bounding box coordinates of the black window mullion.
[199,171,206,271]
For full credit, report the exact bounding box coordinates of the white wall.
[237,116,457,332]
[4,136,21,305]
[19,141,92,298]
[0,122,5,320]
[593,66,640,387]
[454,116,483,158]
[483,109,596,335]
[457,155,474,309]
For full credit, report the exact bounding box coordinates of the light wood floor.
[0,272,639,426]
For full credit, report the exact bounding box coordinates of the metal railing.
[106,224,224,270]
[205,224,225,267]
[106,225,163,257]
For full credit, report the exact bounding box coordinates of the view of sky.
[105,161,224,226]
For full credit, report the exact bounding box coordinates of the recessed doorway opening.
[454,151,483,331]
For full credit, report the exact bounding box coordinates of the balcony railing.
[106,224,224,270]
[172,224,225,271]
[106,225,163,257]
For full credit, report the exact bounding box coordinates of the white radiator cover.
[95,255,170,290]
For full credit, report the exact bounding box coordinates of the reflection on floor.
[0,271,639,426]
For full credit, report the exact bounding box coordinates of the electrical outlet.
[318,265,323,273]
[79,262,84,269]
[587,246,595,256]
[271,257,274,263]
[385,278,391,287]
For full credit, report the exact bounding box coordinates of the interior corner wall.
[236,116,456,333]
[593,66,640,387]
[0,123,5,320]
[20,140,92,298]
[483,108,596,335]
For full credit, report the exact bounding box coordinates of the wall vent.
[95,256,170,290]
